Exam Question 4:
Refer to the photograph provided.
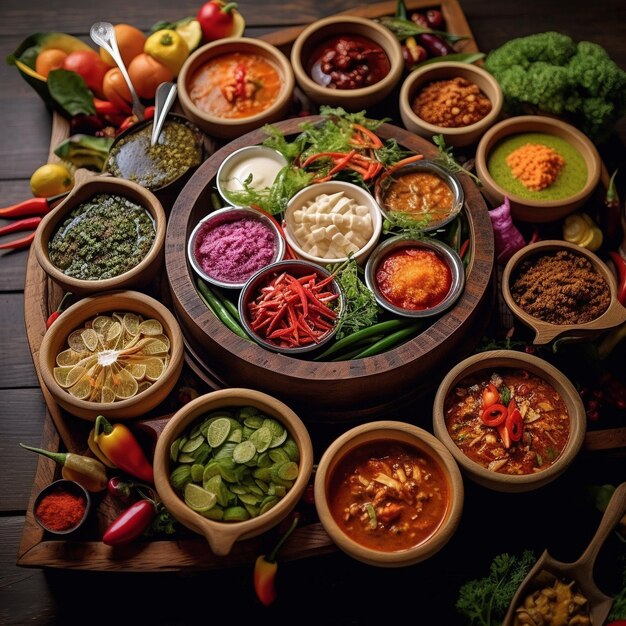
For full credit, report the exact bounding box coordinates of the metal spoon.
[90,21,145,121]
[151,82,178,146]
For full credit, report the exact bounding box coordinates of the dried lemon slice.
[92,316,112,334]
[136,338,168,355]
[56,348,82,367]
[67,329,88,353]
[68,377,93,400]
[143,357,165,381]
[137,381,153,395]
[101,386,116,403]
[54,365,79,388]
[81,328,99,352]
[128,363,147,380]
[123,313,141,336]
[151,334,171,350]
[138,318,163,336]
[105,321,122,348]
[112,367,139,400]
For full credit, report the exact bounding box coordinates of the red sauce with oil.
[376,247,452,310]
[307,35,390,90]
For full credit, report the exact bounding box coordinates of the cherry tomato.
[197,1,238,42]
[482,383,500,409]
[35,48,68,78]
[62,49,109,98]
[481,403,507,427]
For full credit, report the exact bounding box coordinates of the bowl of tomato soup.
[433,350,586,492]
[178,38,294,140]
[314,421,463,567]
[290,16,403,111]
[365,236,464,318]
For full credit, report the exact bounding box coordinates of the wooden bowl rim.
[33,478,91,535]
[314,420,464,567]
[153,388,314,555]
[38,290,184,421]
[432,349,586,491]
[34,175,166,294]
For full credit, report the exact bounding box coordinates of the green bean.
[351,324,423,359]
[313,319,413,361]
[329,335,385,362]
[214,288,242,323]
[196,278,249,340]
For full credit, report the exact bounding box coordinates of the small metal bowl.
[364,236,465,318]
[238,259,344,355]
[33,479,91,535]
[374,160,464,231]
[188,206,285,290]
[216,146,287,206]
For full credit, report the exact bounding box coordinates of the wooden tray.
[17,0,626,572]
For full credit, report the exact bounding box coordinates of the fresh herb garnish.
[456,550,536,626]
[382,211,429,239]
[499,385,511,405]
[144,504,178,537]
[432,134,482,186]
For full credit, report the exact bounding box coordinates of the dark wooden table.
[1,1,625,624]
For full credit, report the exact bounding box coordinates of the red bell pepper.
[481,383,500,409]
[505,400,523,442]
[481,403,507,427]
[102,499,156,546]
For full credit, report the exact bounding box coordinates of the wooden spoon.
[502,481,626,626]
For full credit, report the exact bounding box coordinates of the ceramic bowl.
[187,206,286,290]
[284,180,383,265]
[33,479,91,535]
[432,350,586,492]
[153,388,314,556]
[216,146,288,206]
[290,15,403,111]
[502,240,626,344]
[374,159,464,231]
[399,61,503,148]
[34,173,166,296]
[238,259,345,355]
[314,420,464,567]
[39,290,184,421]
[475,115,601,222]
[178,37,295,140]
[364,236,465,318]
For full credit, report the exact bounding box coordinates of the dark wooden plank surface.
[1,1,625,623]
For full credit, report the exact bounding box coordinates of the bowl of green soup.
[475,115,601,222]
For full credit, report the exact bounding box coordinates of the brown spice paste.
[510,250,610,324]
[506,143,565,191]
[412,76,492,127]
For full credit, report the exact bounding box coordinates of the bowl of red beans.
[290,15,404,111]
[432,349,587,492]
[314,420,464,567]
[364,236,465,318]
[238,259,345,355]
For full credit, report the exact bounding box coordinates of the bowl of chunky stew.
[432,350,586,492]
[314,420,464,567]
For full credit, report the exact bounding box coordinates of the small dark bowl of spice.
[33,479,91,536]
[399,61,503,148]
[502,240,626,344]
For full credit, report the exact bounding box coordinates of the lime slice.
[233,440,256,464]
[223,505,250,522]
[190,463,205,483]
[170,465,192,490]
[207,417,231,448]
[184,483,216,513]
[176,18,202,52]
[249,426,272,453]
[138,318,163,336]
[180,435,204,453]
[170,438,181,463]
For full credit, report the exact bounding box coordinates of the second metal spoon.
[151,82,178,146]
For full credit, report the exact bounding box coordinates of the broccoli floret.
[485,31,626,141]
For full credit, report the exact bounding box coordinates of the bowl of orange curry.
[314,420,464,567]
[178,37,295,140]
[432,350,586,492]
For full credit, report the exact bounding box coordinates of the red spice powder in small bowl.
[33,479,90,534]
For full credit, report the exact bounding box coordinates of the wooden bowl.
[153,388,314,556]
[432,350,586,492]
[178,37,295,140]
[34,172,166,296]
[39,290,184,421]
[475,116,601,222]
[165,116,495,422]
[290,16,403,111]
[33,479,91,536]
[502,240,626,344]
[399,61,503,148]
[314,420,464,567]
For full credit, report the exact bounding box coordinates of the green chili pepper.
[351,324,422,359]
[196,278,249,340]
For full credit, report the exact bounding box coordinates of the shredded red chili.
[36,489,86,531]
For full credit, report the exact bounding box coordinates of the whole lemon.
[30,163,74,198]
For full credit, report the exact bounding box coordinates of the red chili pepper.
[460,239,470,261]
[0,197,57,218]
[102,499,156,545]
[609,251,626,306]
[46,292,73,329]
[602,170,623,249]
[93,97,126,116]
[506,402,524,442]
[0,216,41,236]
[143,106,155,120]
[107,476,133,500]
[0,231,37,250]
[481,383,500,409]
[481,403,507,427]
[496,422,511,449]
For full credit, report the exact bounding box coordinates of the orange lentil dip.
[383,171,454,220]
[505,143,565,191]
[411,77,492,127]
[376,246,452,310]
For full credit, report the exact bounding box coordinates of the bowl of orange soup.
[432,350,586,492]
[178,37,295,140]
[314,421,463,567]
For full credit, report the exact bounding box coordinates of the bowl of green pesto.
[34,174,166,295]
[106,113,208,206]
[475,115,601,223]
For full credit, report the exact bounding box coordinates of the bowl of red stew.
[290,15,403,111]
[314,420,464,567]
[178,37,295,140]
[432,350,586,492]
[364,236,465,318]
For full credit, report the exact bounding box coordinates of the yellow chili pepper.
[144,29,188,76]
